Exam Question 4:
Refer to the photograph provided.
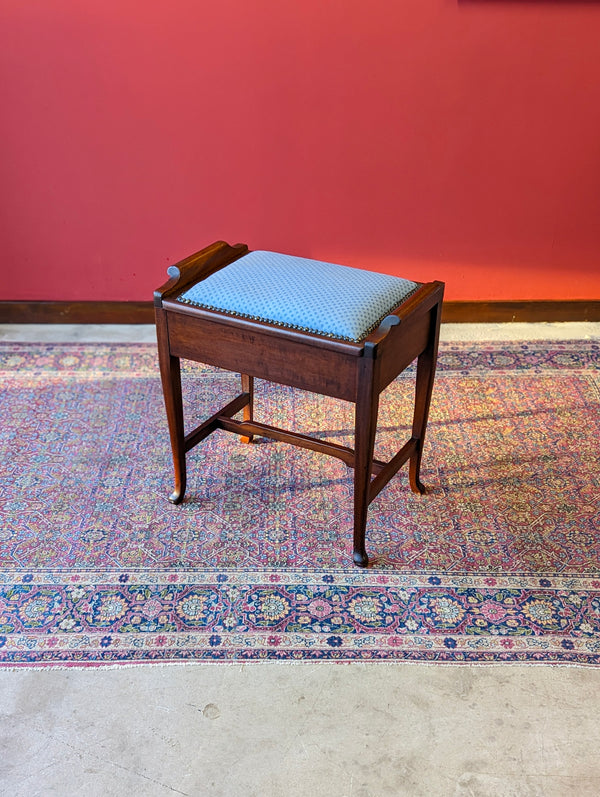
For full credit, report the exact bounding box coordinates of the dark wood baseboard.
[0,300,599,325]
[442,300,600,323]
[0,301,155,324]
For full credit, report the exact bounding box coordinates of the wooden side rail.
[368,438,418,502]
[182,392,418,488]
[218,416,358,468]
[183,393,251,453]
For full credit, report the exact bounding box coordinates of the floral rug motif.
[1,340,599,666]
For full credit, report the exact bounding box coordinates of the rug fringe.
[2,658,600,672]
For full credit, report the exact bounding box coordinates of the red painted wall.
[2,0,600,302]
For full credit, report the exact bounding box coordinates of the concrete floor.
[1,321,600,343]
[2,322,600,797]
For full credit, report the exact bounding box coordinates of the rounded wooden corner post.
[409,285,444,495]
[155,304,187,505]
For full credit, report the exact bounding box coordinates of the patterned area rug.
[1,340,599,666]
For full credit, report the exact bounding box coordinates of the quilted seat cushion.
[178,250,419,343]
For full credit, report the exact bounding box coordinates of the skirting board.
[1,300,600,325]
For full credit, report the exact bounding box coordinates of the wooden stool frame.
[154,241,444,567]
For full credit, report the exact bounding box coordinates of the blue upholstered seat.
[178,250,419,343]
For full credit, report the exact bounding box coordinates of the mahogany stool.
[154,242,444,567]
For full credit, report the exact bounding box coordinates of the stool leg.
[240,374,254,444]
[156,311,187,504]
[409,304,442,494]
[353,349,378,567]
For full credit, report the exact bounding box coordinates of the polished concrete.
[2,323,600,797]
[2,664,600,797]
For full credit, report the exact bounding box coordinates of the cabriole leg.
[353,350,379,567]
[409,303,442,494]
[156,310,187,504]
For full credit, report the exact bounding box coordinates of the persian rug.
[0,340,599,667]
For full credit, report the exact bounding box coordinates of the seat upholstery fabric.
[178,250,419,342]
